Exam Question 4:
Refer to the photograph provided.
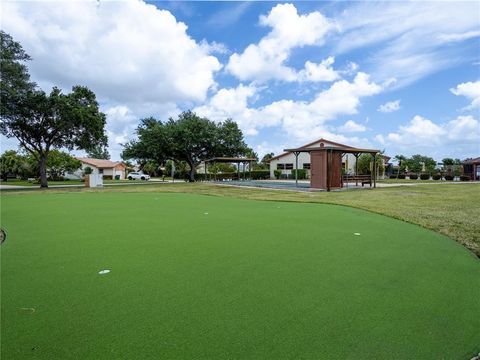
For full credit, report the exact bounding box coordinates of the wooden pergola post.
[354,153,359,186]
[294,151,300,187]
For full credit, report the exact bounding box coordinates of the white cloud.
[388,115,445,144]
[383,115,480,157]
[2,0,222,160]
[438,30,480,43]
[226,3,336,83]
[338,120,367,133]
[378,100,401,113]
[335,2,480,87]
[195,72,382,144]
[194,84,262,136]
[450,81,480,110]
[298,57,339,82]
[200,40,230,55]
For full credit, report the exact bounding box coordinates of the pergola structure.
[204,157,257,180]
[283,144,380,191]
[462,157,480,180]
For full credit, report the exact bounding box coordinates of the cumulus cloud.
[195,72,382,143]
[226,3,336,83]
[338,120,367,133]
[2,0,222,159]
[384,115,480,152]
[298,57,339,82]
[378,100,401,113]
[450,80,480,110]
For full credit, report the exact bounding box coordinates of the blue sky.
[2,1,479,162]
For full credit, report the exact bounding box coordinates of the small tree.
[44,150,82,180]
[0,150,24,181]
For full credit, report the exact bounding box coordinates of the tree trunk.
[39,153,48,188]
[188,166,195,182]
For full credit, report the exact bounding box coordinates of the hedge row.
[291,169,307,179]
[193,170,271,181]
[389,174,474,181]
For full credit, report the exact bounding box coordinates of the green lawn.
[1,191,479,359]
[0,179,84,186]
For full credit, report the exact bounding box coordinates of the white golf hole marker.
[98,269,110,275]
[204,212,209,215]
[354,233,361,236]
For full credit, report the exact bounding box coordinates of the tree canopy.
[122,111,248,181]
[0,31,107,187]
[87,144,110,160]
[356,153,385,175]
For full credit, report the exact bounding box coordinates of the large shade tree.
[0,31,107,187]
[123,111,248,181]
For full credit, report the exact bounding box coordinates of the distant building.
[65,158,126,180]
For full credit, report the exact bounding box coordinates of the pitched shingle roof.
[76,157,124,169]
[269,138,354,162]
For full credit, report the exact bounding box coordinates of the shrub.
[460,175,471,181]
[291,169,307,179]
[420,173,430,180]
[389,175,397,179]
[102,175,113,180]
[432,174,442,180]
[274,170,281,179]
[114,175,120,180]
[409,174,418,180]
[251,170,270,180]
[83,166,93,175]
[444,174,454,181]
[397,174,406,179]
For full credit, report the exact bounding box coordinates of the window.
[303,163,310,170]
[285,163,293,170]
[99,169,104,174]
[277,163,285,170]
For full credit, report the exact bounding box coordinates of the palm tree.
[394,155,406,179]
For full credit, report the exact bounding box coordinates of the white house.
[269,138,359,179]
[65,158,127,180]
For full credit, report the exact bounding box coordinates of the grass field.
[52,181,479,256]
[1,190,479,359]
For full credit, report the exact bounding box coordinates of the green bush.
[432,174,442,180]
[389,175,397,179]
[103,175,113,180]
[460,175,471,181]
[274,170,281,179]
[444,175,454,181]
[409,174,418,180]
[291,169,307,179]
[83,166,93,175]
[251,170,270,180]
[114,175,120,180]
[420,173,430,180]
[397,174,406,179]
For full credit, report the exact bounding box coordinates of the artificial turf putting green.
[1,192,479,359]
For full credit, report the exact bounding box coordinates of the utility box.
[88,173,104,188]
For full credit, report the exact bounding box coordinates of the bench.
[342,175,372,187]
